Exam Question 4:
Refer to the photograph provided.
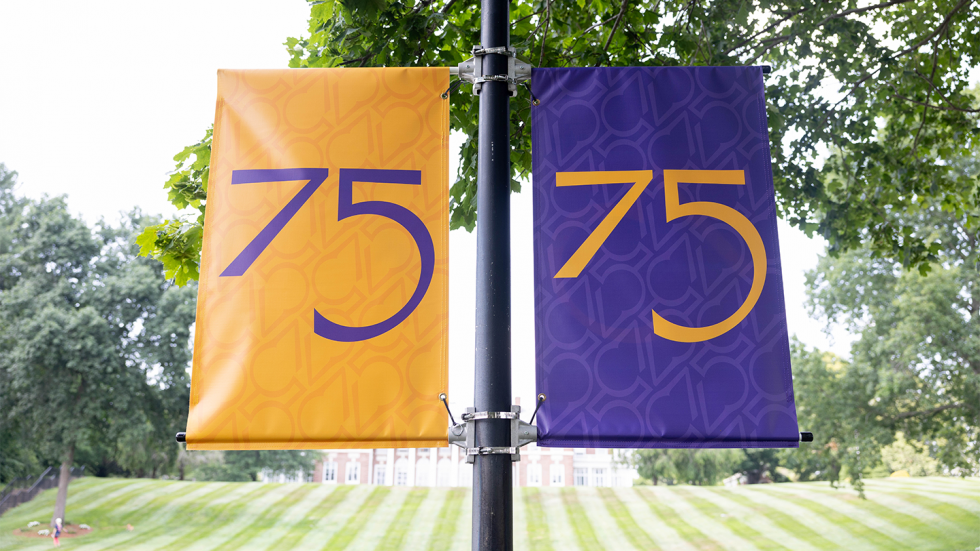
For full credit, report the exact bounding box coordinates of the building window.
[592,467,607,487]
[527,463,542,486]
[323,461,337,483]
[437,459,453,487]
[395,458,409,486]
[416,458,430,486]
[550,465,565,486]
[346,462,360,484]
[375,465,386,486]
[574,468,588,486]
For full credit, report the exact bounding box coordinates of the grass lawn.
[1,477,976,550]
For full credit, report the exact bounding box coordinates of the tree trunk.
[51,442,74,526]
[179,458,185,481]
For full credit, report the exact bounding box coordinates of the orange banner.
[186,68,450,450]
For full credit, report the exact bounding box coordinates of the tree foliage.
[0,164,197,487]
[187,450,317,482]
[143,0,980,280]
[634,448,742,485]
[781,198,979,491]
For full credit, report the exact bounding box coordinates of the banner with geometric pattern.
[531,66,800,448]
[186,68,450,450]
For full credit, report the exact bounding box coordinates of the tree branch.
[810,0,969,138]
[722,6,810,57]
[736,0,915,59]
[889,87,980,113]
[888,402,964,421]
[440,0,458,14]
[910,40,943,156]
[539,0,551,68]
[603,0,630,52]
[892,0,971,59]
[911,68,980,112]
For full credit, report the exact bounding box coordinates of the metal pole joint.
[449,45,532,96]
[449,405,538,463]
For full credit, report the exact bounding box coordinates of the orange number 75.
[553,170,766,343]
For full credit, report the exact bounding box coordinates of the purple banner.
[531,67,799,448]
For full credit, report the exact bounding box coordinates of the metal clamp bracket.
[449,45,532,97]
[461,411,519,421]
[467,447,518,456]
[448,404,538,463]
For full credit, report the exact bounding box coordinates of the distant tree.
[189,450,317,482]
[782,198,980,491]
[634,448,742,486]
[880,432,939,476]
[0,167,196,524]
[223,451,317,482]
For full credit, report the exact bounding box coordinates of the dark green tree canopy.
[142,0,980,278]
[0,164,197,483]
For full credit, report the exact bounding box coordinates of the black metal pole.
[472,0,512,549]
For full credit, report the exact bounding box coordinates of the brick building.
[307,444,637,488]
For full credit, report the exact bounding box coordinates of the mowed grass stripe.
[450,487,472,551]
[729,485,871,550]
[215,484,314,549]
[181,483,300,551]
[0,478,127,529]
[634,488,723,551]
[522,488,553,551]
[707,488,838,551]
[513,481,529,551]
[52,478,133,514]
[858,489,980,547]
[69,481,217,551]
[683,487,819,551]
[67,479,162,520]
[763,484,948,550]
[346,487,409,551]
[613,488,696,550]
[874,477,980,493]
[322,486,390,550]
[863,479,980,505]
[653,487,760,551]
[560,488,602,551]
[820,489,973,548]
[575,487,638,551]
[597,488,660,550]
[429,488,466,551]
[154,482,281,551]
[673,488,790,551]
[272,485,355,549]
[538,488,580,550]
[754,488,913,550]
[220,483,320,550]
[239,485,343,551]
[84,482,238,550]
[292,486,376,550]
[375,488,428,550]
[154,482,269,551]
[867,490,980,541]
[402,487,450,550]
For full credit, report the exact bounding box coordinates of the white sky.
[0,0,852,409]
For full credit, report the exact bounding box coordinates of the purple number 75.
[220,168,329,277]
[220,168,434,343]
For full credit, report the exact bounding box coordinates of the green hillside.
[1,477,977,550]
